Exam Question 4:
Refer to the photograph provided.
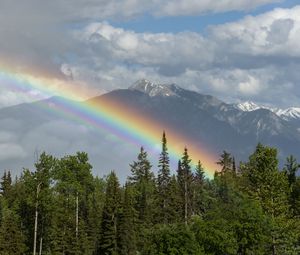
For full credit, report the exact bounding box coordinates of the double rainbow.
[0,67,218,178]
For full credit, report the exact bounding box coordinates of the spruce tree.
[157,131,171,224]
[283,155,299,186]
[129,147,155,225]
[0,170,12,198]
[177,148,193,224]
[0,208,27,254]
[242,144,295,254]
[216,150,233,173]
[167,175,182,223]
[192,160,206,215]
[117,183,137,255]
[98,171,121,255]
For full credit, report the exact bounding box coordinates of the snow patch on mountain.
[129,79,180,97]
[236,101,300,121]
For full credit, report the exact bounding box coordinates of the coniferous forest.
[0,132,300,255]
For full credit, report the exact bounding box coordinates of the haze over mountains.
[1,79,299,178]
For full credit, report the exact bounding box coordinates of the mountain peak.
[235,101,261,112]
[129,79,180,97]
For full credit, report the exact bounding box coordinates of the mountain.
[91,79,300,162]
[0,80,299,178]
[236,101,300,121]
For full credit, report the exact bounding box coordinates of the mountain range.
[1,79,299,177]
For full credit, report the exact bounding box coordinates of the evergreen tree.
[177,148,193,224]
[232,157,237,174]
[216,150,233,173]
[0,208,27,254]
[117,183,137,255]
[192,161,206,215]
[157,131,171,224]
[167,175,182,223]
[129,147,155,225]
[283,155,299,186]
[98,171,121,255]
[0,170,12,201]
[241,144,295,254]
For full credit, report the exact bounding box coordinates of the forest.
[0,132,300,255]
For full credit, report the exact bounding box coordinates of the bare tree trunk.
[76,192,79,239]
[33,203,38,255]
[33,183,41,255]
[39,237,43,255]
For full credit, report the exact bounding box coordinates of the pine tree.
[0,170,12,198]
[216,150,233,173]
[232,157,237,174]
[157,131,171,224]
[192,160,206,215]
[98,171,121,255]
[129,147,155,225]
[283,155,299,186]
[242,144,294,254]
[0,208,27,254]
[117,183,137,255]
[177,148,193,225]
[167,175,183,223]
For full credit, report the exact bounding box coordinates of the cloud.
[1,3,300,110]
[0,143,26,161]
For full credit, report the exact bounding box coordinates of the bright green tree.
[241,144,296,254]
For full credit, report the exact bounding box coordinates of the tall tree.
[117,183,137,255]
[0,170,12,198]
[283,155,299,187]
[129,147,155,225]
[157,131,171,224]
[177,148,193,225]
[98,171,121,255]
[0,208,27,254]
[192,160,206,216]
[216,150,233,173]
[241,144,294,254]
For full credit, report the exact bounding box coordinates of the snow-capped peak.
[235,101,261,112]
[236,101,300,121]
[129,79,180,97]
[275,107,300,120]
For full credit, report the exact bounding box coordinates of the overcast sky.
[1,0,300,108]
[1,0,300,178]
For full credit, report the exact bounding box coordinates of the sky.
[1,0,300,178]
[0,0,300,109]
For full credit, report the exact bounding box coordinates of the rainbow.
[0,66,218,178]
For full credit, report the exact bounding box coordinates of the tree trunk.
[76,192,79,239]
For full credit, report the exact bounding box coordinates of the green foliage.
[0,208,27,255]
[142,224,204,255]
[98,171,121,255]
[157,131,171,224]
[117,183,137,255]
[1,140,300,254]
[216,150,233,173]
[129,147,156,226]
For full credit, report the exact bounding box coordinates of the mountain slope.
[0,80,299,177]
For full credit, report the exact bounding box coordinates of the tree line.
[0,131,300,254]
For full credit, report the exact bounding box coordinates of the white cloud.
[1,3,300,109]
[0,143,26,161]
